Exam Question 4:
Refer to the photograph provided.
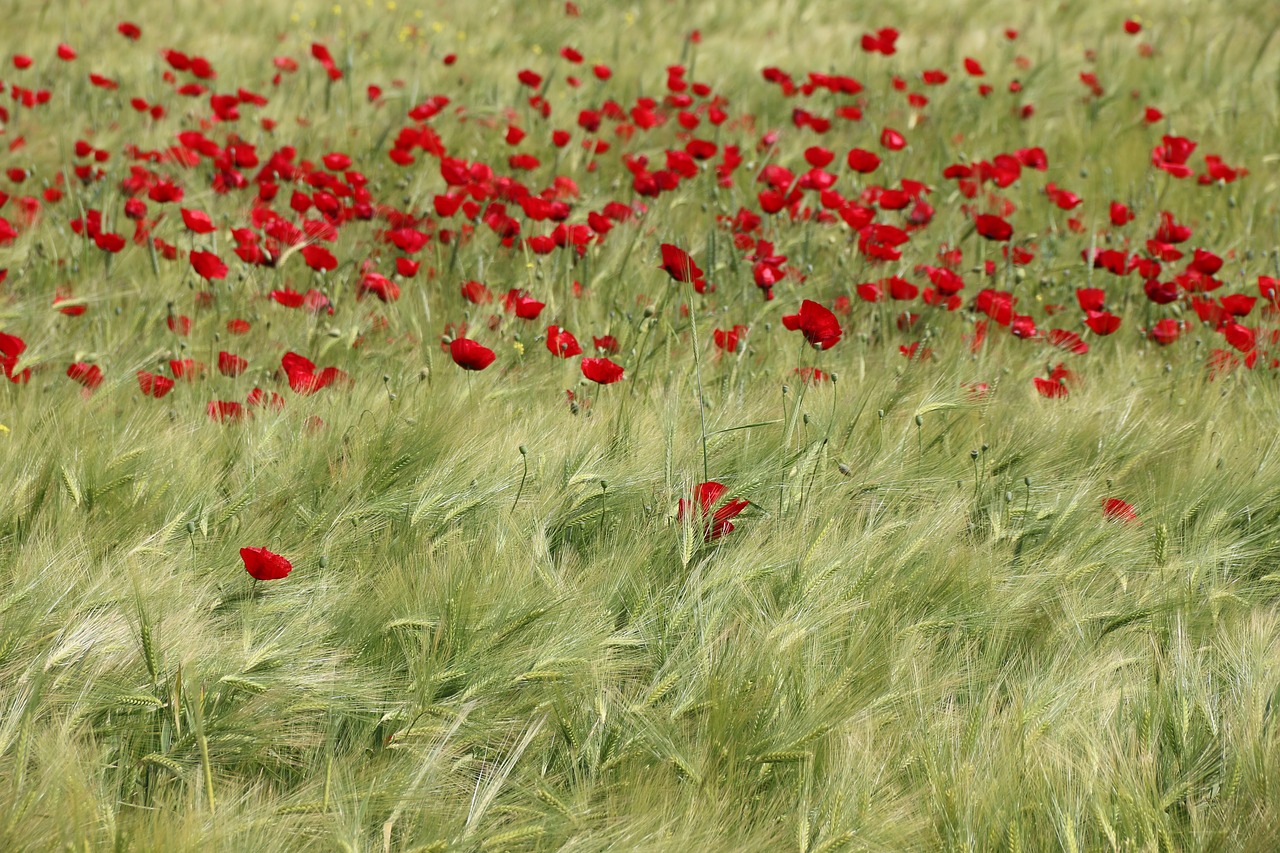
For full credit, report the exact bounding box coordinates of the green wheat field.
[2,0,1280,850]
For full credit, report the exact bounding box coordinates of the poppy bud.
[519,445,527,455]
[970,450,979,460]
[914,414,923,427]
[1006,491,1014,502]
[186,520,196,535]
[1023,476,1032,487]
[319,556,329,568]
[837,463,852,476]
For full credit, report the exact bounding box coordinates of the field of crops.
[3,1,1280,850]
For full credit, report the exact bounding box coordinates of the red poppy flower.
[240,546,292,580]
[301,244,338,272]
[227,318,251,334]
[282,352,346,393]
[358,272,400,302]
[1152,135,1196,178]
[1148,318,1183,345]
[678,481,748,539]
[1033,376,1068,398]
[247,388,285,410]
[1085,310,1122,335]
[460,280,494,304]
[53,286,85,316]
[1102,498,1138,523]
[546,325,582,357]
[593,335,619,354]
[208,400,247,422]
[1,331,30,383]
[270,288,305,308]
[880,127,906,150]
[974,214,1013,241]
[713,324,747,353]
[450,338,496,371]
[1223,322,1256,353]
[218,351,248,377]
[503,289,545,319]
[170,358,203,381]
[658,243,706,285]
[846,147,881,174]
[781,300,842,350]
[137,371,174,398]
[581,357,624,384]
[181,208,216,234]
[1109,201,1134,226]
[860,28,899,55]
[67,362,103,390]
[190,249,228,281]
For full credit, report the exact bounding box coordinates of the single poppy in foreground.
[581,356,623,384]
[678,481,749,540]
[450,337,496,371]
[240,546,293,580]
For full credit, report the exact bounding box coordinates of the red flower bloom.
[301,244,338,272]
[181,208,216,234]
[713,324,747,353]
[546,325,582,357]
[1085,310,1122,335]
[358,272,400,302]
[593,335,620,354]
[581,356,624,384]
[781,299,842,350]
[845,147,880,173]
[54,286,86,316]
[1102,498,1138,523]
[137,371,174,398]
[880,127,906,150]
[67,362,103,390]
[974,214,1013,241]
[218,351,248,377]
[281,352,346,393]
[678,481,748,539]
[208,400,247,422]
[240,546,293,580]
[1,331,30,383]
[1033,376,1068,398]
[503,289,545,319]
[450,338,496,371]
[190,249,228,281]
[1152,135,1196,178]
[658,243,707,287]
[460,280,494,304]
[1148,318,1183,345]
[169,358,203,381]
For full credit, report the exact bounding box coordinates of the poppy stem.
[687,280,710,483]
[512,446,528,512]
